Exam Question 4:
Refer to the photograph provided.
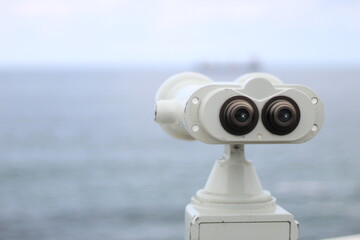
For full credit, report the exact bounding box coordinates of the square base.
[185,203,299,240]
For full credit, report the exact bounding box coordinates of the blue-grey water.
[0,67,359,240]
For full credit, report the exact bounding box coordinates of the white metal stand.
[185,145,299,240]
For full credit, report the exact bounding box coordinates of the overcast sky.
[0,0,359,68]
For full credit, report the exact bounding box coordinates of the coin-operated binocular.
[155,72,324,240]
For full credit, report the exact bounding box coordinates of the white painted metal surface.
[184,145,299,240]
[155,72,324,240]
[199,222,289,240]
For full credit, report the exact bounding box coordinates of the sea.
[0,66,359,240]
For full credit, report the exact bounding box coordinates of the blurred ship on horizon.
[193,57,262,75]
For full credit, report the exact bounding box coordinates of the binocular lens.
[278,109,292,123]
[235,109,250,123]
[262,96,300,135]
[220,96,258,135]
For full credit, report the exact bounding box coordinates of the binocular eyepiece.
[220,96,301,136]
[219,96,259,136]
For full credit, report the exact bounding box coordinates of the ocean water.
[0,67,359,240]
